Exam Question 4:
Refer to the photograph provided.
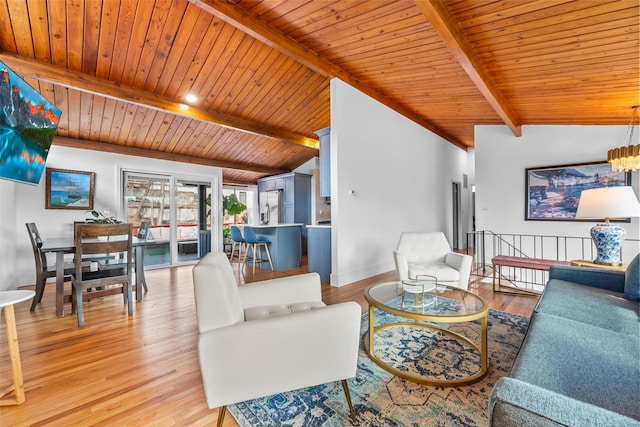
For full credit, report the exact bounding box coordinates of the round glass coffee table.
[364,280,488,386]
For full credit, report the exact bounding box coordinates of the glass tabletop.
[365,281,487,319]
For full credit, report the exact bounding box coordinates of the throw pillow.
[622,253,640,301]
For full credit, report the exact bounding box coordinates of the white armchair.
[393,231,473,290]
[192,252,361,426]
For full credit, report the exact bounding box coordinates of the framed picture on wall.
[45,168,95,210]
[525,161,630,221]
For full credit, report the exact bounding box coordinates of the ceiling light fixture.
[185,94,198,103]
[608,106,640,172]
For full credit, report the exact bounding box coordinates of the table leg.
[135,247,145,301]
[0,305,26,406]
[55,252,65,317]
[480,314,488,374]
[368,305,375,355]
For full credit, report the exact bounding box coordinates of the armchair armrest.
[548,265,625,293]
[238,272,322,308]
[394,251,409,280]
[445,252,473,290]
[198,301,361,408]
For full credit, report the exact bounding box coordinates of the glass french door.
[123,171,212,267]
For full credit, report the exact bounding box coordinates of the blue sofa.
[489,254,640,427]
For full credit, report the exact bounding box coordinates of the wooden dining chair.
[25,223,75,312]
[72,223,133,327]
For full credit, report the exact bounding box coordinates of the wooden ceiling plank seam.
[52,136,288,174]
[26,0,51,61]
[107,0,137,82]
[456,0,577,30]
[163,8,216,100]
[194,0,465,147]
[108,100,128,144]
[0,53,318,148]
[166,119,198,154]
[232,52,298,119]
[253,0,373,40]
[65,0,84,71]
[487,46,640,74]
[173,120,210,156]
[89,95,106,141]
[476,26,637,61]
[415,0,521,137]
[244,60,306,122]
[468,0,634,35]
[226,48,284,118]
[145,112,174,150]
[66,87,82,138]
[258,0,346,36]
[302,7,430,55]
[154,4,211,98]
[153,115,186,152]
[116,102,141,146]
[52,85,69,135]
[210,37,266,113]
[78,91,94,140]
[142,0,190,93]
[124,105,149,145]
[5,0,35,57]
[134,109,161,148]
[81,0,102,76]
[0,0,18,53]
[131,0,174,90]
[171,14,227,102]
[119,0,155,87]
[276,75,329,133]
[98,97,117,143]
[469,14,638,52]
[462,2,637,42]
[94,0,121,80]
[290,1,414,44]
[494,61,640,84]
[491,39,640,64]
[331,31,445,64]
[187,21,243,106]
[261,68,320,126]
[198,34,259,110]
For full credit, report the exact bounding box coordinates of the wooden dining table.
[40,236,157,317]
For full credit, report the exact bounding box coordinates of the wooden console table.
[570,260,627,272]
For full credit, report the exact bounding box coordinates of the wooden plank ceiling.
[1,0,638,185]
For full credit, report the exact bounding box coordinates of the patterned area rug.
[228,303,529,427]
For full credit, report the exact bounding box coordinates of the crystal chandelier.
[608,106,640,172]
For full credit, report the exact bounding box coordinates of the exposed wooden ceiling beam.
[414,0,522,137]
[191,0,468,150]
[0,53,318,149]
[53,136,288,175]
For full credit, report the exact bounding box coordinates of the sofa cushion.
[623,253,640,301]
[408,261,460,282]
[509,313,640,421]
[536,279,639,335]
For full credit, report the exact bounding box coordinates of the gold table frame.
[364,281,489,386]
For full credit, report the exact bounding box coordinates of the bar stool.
[0,290,35,406]
[242,226,274,274]
[229,226,246,263]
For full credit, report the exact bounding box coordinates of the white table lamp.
[575,186,640,265]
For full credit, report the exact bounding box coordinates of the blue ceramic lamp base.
[590,222,626,266]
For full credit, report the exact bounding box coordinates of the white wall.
[0,179,18,290]
[330,79,473,286]
[475,125,640,263]
[1,144,222,291]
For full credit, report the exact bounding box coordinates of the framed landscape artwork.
[525,161,630,221]
[46,168,95,210]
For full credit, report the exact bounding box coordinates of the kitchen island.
[307,225,331,282]
[251,224,303,271]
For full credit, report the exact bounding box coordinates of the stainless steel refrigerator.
[259,190,283,225]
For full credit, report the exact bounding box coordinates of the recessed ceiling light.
[185,94,198,103]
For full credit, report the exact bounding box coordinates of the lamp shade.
[575,186,640,220]
[575,186,640,265]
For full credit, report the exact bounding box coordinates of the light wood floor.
[0,259,537,426]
